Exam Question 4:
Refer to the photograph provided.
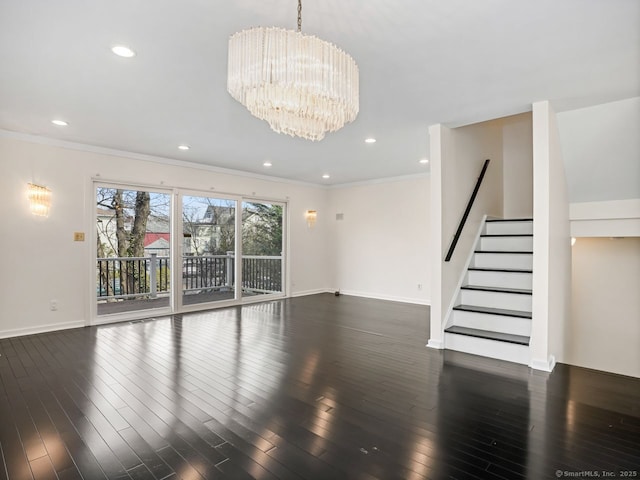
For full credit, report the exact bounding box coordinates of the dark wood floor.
[1,294,638,480]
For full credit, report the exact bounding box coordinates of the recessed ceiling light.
[111,45,136,58]
[322,174,330,179]
[419,158,429,164]
[263,161,272,167]
[51,119,68,126]
[178,145,190,151]
[365,138,376,144]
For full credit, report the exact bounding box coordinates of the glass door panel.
[96,187,171,316]
[241,201,284,298]
[182,196,236,307]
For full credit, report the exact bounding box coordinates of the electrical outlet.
[417,283,422,290]
[50,300,58,311]
[74,232,85,241]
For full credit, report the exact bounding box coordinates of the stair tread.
[475,250,532,254]
[453,304,532,318]
[445,326,530,346]
[486,218,533,222]
[461,285,532,295]
[468,267,533,273]
[481,234,533,237]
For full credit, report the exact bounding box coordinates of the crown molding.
[0,129,325,189]
[329,172,430,189]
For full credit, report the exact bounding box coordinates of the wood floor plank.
[28,455,56,480]
[21,394,76,475]
[0,442,8,480]
[154,446,206,480]
[117,427,173,480]
[37,390,108,480]
[0,395,34,480]
[1,294,639,480]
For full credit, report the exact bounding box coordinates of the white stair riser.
[480,236,533,251]
[459,289,532,312]
[444,333,530,365]
[451,310,532,336]
[473,253,533,270]
[466,270,532,290]
[485,221,533,235]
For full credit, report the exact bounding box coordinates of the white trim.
[444,332,530,365]
[0,320,85,339]
[177,298,238,314]
[428,123,445,347]
[530,355,556,372]
[241,293,286,305]
[571,218,640,237]
[91,308,173,326]
[570,199,640,237]
[85,176,95,326]
[337,289,430,306]
[291,288,332,298]
[570,199,640,220]
[329,172,430,189]
[426,339,444,349]
[0,129,322,188]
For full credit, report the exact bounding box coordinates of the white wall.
[0,134,330,338]
[558,98,640,378]
[428,125,446,347]
[557,96,640,203]
[502,113,533,218]
[328,175,431,305]
[429,120,504,347]
[568,237,640,378]
[531,101,571,371]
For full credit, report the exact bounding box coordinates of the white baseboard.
[337,289,430,306]
[290,288,332,298]
[0,320,86,339]
[427,339,444,349]
[530,355,556,372]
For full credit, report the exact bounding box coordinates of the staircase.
[444,218,533,365]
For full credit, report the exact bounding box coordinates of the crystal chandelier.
[227,1,359,141]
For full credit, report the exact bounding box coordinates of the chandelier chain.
[297,0,302,32]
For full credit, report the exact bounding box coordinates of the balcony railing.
[97,253,282,301]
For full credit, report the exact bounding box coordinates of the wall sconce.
[305,210,317,228]
[27,183,52,217]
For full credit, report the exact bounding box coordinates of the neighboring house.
[144,235,170,258]
[144,216,170,257]
[184,205,235,256]
[96,207,130,257]
[97,208,171,258]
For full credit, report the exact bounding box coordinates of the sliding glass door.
[181,195,237,307]
[94,184,285,322]
[241,201,284,298]
[96,186,172,317]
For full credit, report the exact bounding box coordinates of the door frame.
[89,180,289,326]
[238,197,288,305]
[90,180,174,325]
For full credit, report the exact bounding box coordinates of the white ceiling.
[0,0,638,185]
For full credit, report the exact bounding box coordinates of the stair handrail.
[445,159,490,262]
